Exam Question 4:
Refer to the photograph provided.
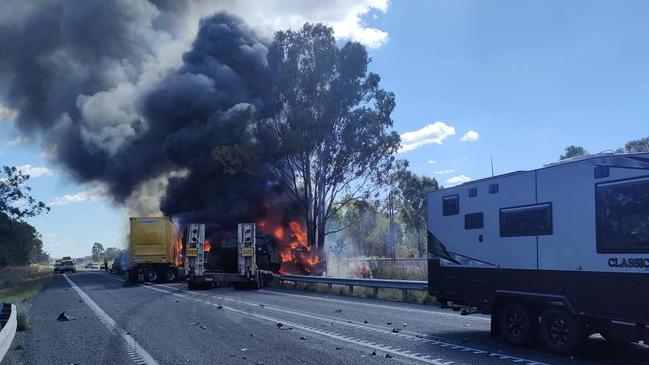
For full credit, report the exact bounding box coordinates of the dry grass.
[279,281,437,305]
[367,260,427,280]
[0,265,51,331]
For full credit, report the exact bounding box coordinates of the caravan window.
[465,212,484,229]
[596,177,649,253]
[500,203,552,237]
[442,195,459,216]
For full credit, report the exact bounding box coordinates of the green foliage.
[329,168,439,259]
[559,145,588,160]
[262,23,399,256]
[0,166,49,219]
[621,136,649,153]
[393,168,439,257]
[102,247,121,262]
[91,242,104,262]
[218,23,400,264]
[0,212,45,267]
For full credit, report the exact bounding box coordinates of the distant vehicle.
[127,217,182,283]
[110,251,129,275]
[85,263,99,270]
[54,259,76,274]
[428,152,649,354]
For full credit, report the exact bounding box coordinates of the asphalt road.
[3,272,648,365]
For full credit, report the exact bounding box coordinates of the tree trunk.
[417,227,424,258]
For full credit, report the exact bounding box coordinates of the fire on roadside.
[258,218,321,275]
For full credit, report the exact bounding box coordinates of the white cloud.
[434,169,455,175]
[446,175,472,186]
[49,185,108,206]
[427,160,436,164]
[399,121,456,153]
[0,105,17,120]
[6,135,29,146]
[460,130,480,142]
[17,165,53,178]
[184,1,390,49]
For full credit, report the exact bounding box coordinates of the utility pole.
[490,156,495,177]
[388,189,396,260]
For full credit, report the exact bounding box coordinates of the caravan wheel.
[498,302,538,346]
[540,308,584,355]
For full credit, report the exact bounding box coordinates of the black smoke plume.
[0,1,287,227]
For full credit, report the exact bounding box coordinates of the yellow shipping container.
[129,217,177,266]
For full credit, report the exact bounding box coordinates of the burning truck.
[126,215,324,286]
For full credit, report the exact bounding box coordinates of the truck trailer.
[127,217,183,283]
[186,223,277,289]
[427,152,649,354]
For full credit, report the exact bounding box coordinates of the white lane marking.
[100,272,486,322]
[142,285,452,365]
[97,274,547,365]
[63,274,158,365]
[258,289,491,322]
[157,284,549,365]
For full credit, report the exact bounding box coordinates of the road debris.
[386,321,392,325]
[370,350,376,356]
[217,305,223,309]
[276,323,283,328]
[391,328,400,333]
[363,320,368,324]
[402,323,407,327]
[56,312,75,321]
[385,354,393,358]
[334,309,342,313]
[299,336,306,340]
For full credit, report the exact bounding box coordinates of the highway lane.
[3,272,648,365]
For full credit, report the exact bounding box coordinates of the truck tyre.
[162,268,177,282]
[539,308,584,355]
[144,268,158,282]
[498,302,538,346]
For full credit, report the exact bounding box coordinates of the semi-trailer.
[185,223,278,289]
[127,217,183,283]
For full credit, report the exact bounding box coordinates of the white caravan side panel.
[428,171,538,269]
[537,154,649,272]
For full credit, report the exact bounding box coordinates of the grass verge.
[0,265,52,331]
[278,281,438,305]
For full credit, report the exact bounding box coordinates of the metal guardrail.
[279,274,428,293]
[0,303,17,362]
[344,257,428,262]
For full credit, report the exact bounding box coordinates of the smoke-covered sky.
[3,0,648,257]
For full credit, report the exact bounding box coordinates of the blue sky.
[2,0,648,258]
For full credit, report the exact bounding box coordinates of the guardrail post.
[348,285,353,295]
[402,289,408,301]
[373,287,379,298]
[328,283,332,290]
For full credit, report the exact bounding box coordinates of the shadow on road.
[428,328,649,365]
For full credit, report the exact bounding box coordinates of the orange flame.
[204,239,212,252]
[174,237,183,267]
[257,217,322,275]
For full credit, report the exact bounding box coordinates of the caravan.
[427,152,649,354]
